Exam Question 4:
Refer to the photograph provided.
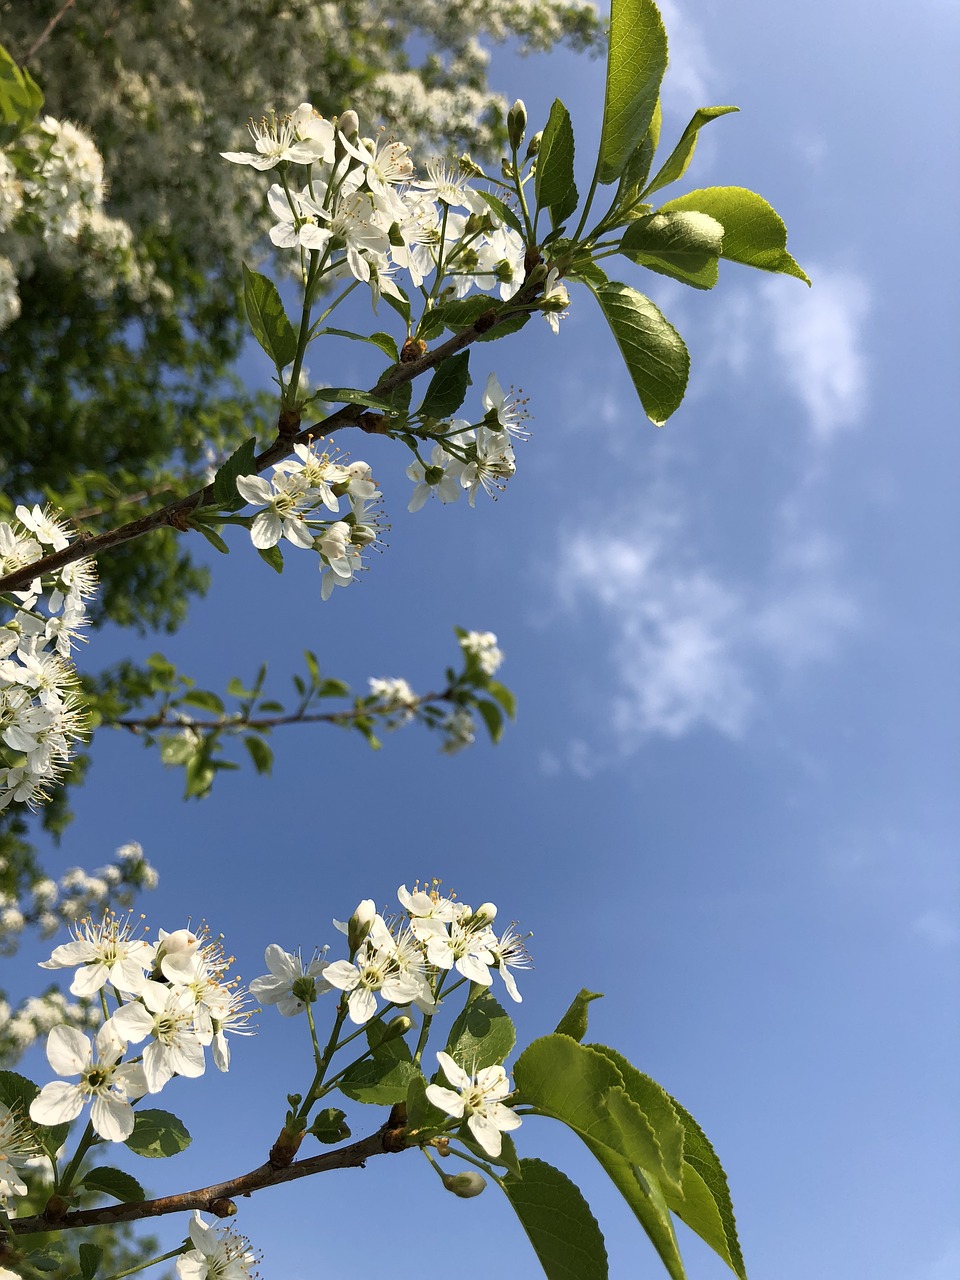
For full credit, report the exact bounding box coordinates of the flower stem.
[106,1244,186,1280]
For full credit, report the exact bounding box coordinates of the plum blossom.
[426,1052,522,1157]
[249,944,330,1016]
[30,1024,147,1142]
[39,911,152,997]
[176,1210,259,1280]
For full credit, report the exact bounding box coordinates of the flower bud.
[442,1171,487,1198]
[473,902,497,925]
[525,131,543,159]
[338,110,359,140]
[507,99,527,151]
[347,899,376,951]
[380,1014,414,1043]
[459,153,485,178]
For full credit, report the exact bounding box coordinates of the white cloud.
[552,493,859,753]
[709,265,871,441]
[658,0,715,108]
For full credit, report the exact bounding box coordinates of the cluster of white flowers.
[253,883,530,1029]
[28,914,251,1142]
[459,629,504,676]
[0,117,151,333]
[236,440,383,598]
[0,505,97,811]
[407,374,528,512]
[0,1100,38,1212]
[367,676,419,725]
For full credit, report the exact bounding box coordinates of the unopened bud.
[348,899,376,951]
[525,130,543,159]
[507,99,527,151]
[473,902,497,925]
[424,465,445,486]
[465,212,495,236]
[442,1171,487,1198]
[459,153,484,178]
[351,523,377,547]
[338,110,359,140]
[380,1014,414,1043]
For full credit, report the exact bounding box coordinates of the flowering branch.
[6,1110,407,1236]
[0,296,539,597]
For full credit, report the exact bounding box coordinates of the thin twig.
[21,0,77,62]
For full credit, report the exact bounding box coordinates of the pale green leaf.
[587,1044,684,1191]
[643,106,739,198]
[659,186,810,284]
[125,1109,191,1158]
[620,210,723,289]
[598,0,668,184]
[554,989,603,1042]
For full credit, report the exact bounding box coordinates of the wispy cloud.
[913,909,960,950]
[548,490,859,760]
[658,0,715,108]
[710,264,871,441]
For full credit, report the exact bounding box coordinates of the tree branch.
[20,0,77,62]
[9,1110,408,1235]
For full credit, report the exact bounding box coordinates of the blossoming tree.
[0,0,807,1275]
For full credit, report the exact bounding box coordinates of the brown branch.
[0,293,539,597]
[20,0,77,62]
[10,1110,408,1235]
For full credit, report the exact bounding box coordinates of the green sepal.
[417,351,472,419]
[589,281,689,424]
[619,211,723,289]
[445,990,516,1069]
[597,0,668,184]
[554,989,603,1042]
[535,99,578,227]
[241,264,298,369]
[642,106,739,198]
[124,1109,192,1158]
[501,1158,608,1280]
[659,186,810,284]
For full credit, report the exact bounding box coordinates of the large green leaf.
[582,1140,688,1280]
[445,990,516,1068]
[587,1045,684,1191]
[663,1096,747,1279]
[659,187,810,284]
[502,1159,608,1279]
[241,264,298,368]
[535,99,578,226]
[417,351,472,420]
[339,1034,419,1105]
[619,211,723,290]
[589,282,689,424]
[643,107,739,198]
[606,99,662,226]
[598,0,668,184]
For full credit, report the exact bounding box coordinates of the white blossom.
[425,1051,522,1157]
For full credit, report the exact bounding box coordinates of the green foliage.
[417,352,473,420]
[554,988,603,1041]
[241,264,298,372]
[502,1159,608,1279]
[588,282,690,425]
[597,0,668,184]
[642,106,740,198]
[659,187,810,284]
[535,99,578,226]
[619,210,724,289]
[124,1109,192,1159]
[0,41,43,144]
[445,991,516,1069]
[76,1168,145,1205]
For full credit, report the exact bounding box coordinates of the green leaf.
[476,698,504,743]
[244,735,273,775]
[78,1166,145,1204]
[458,1128,522,1180]
[662,1096,747,1279]
[659,187,810,284]
[598,0,668,184]
[212,437,258,509]
[125,1109,191,1158]
[643,107,739,198]
[607,100,662,223]
[476,190,524,235]
[536,99,578,226]
[257,544,284,574]
[309,1107,350,1144]
[501,1158,608,1280]
[25,1254,62,1273]
[587,1045,684,1191]
[383,283,411,326]
[554,989,603,1042]
[0,44,43,144]
[227,677,255,698]
[486,680,517,719]
[303,650,321,684]
[0,1069,38,1117]
[180,689,225,714]
[312,387,397,412]
[241,263,298,368]
[78,1243,103,1280]
[184,752,216,798]
[159,733,195,766]
[315,327,399,362]
[590,282,689,424]
[585,1152,688,1280]
[417,352,472,420]
[190,520,230,554]
[445,991,516,1069]
[339,1045,419,1105]
[619,211,723,289]
[404,1071,445,1139]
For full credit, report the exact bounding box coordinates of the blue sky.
[10,0,959,1276]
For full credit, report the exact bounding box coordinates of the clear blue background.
[11,0,959,1276]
